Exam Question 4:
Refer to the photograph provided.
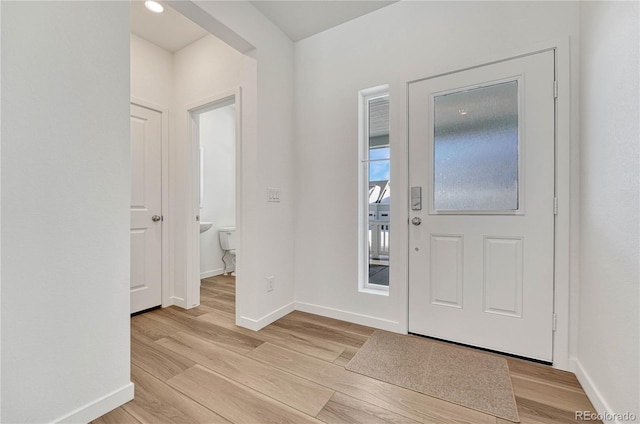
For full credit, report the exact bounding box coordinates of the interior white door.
[130,103,162,314]
[408,51,555,361]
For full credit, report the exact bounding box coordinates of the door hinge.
[553,197,558,215]
[552,313,558,332]
[553,80,558,99]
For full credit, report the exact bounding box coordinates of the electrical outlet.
[267,276,275,292]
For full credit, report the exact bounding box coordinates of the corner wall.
[176,0,296,329]
[131,31,246,308]
[130,34,173,108]
[1,2,132,422]
[577,1,640,420]
[171,34,247,307]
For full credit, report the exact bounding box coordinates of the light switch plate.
[267,187,281,203]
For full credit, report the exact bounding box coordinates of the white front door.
[408,51,555,361]
[130,103,163,314]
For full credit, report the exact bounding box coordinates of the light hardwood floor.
[93,275,600,424]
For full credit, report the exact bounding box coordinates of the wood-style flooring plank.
[203,286,235,298]
[131,313,180,342]
[167,365,325,424]
[90,406,141,424]
[495,396,600,424]
[507,358,585,392]
[198,292,219,304]
[344,322,378,337]
[288,310,376,337]
[197,310,346,362]
[202,275,235,289]
[131,331,196,381]
[247,342,495,424]
[122,364,231,424]
[201,284,235,298]
[168,303,216,317]
[511,375,595,412]
[200,289,236,313]
[148,306,263,354]
[194,308,258,338]
[273,315,369,349]
[200,289,231,301]
[200,297,235,314]
[157,331,335,416]
[317,392,422,424]
[333,346,359,367]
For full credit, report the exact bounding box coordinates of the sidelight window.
[359,85,390,293]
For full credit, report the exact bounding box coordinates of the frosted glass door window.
[433,81,519,211]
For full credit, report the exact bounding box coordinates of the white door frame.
[403,38,573,370]
[130,97,172,308]
[185,87,242,310]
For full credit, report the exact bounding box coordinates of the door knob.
[411,217,422,226]
[152,215,162,222]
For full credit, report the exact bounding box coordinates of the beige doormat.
[346,331,520,422]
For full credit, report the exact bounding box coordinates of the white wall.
[171,34,246,307]
[199,104,236,277]
[1,2,132,422]
[130,34,173,108]
[577,1,640,420]
[131,30,245,308]
[175,1,296,329]
[294,1,580,335]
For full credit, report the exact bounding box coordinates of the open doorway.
[191,95,239,281]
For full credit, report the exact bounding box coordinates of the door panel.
[408,51,555,361]
[130,103,162,314]
[429,234,464,308]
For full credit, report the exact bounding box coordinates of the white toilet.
[218,226,236,275]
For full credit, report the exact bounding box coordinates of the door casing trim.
[185,87,243,312]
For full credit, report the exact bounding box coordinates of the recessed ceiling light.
[458,108,468,116]
[144,1,164,13]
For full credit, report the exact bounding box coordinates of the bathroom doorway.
[189,92,240,284]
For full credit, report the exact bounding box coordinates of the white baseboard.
[572,358,633,424]
[200,268,229,279]
[170,296,187,309]
[295,301,402,333]
[53,382,134,424]
[237,301,296,331]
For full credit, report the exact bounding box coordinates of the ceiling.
[250,1,397,42]
[130,0,397,52]
[130,1,209,53]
